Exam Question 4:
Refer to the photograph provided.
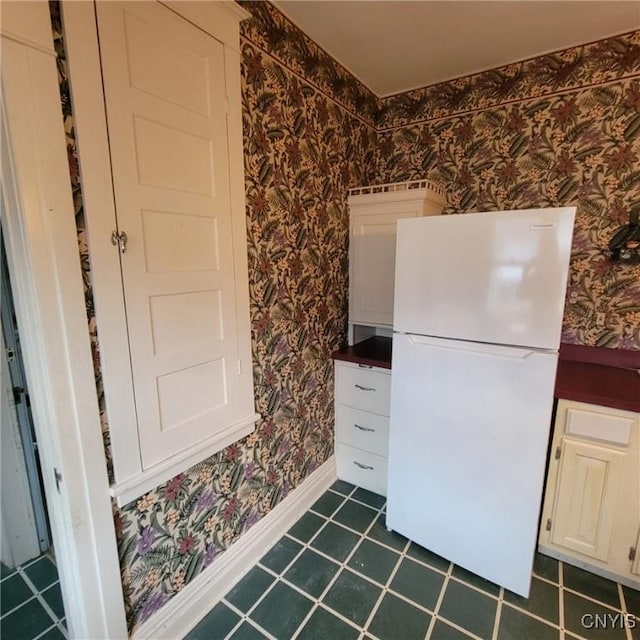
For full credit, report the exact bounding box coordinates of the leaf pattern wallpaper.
[49,0,639,632]
[51,0,378,631]
[377,34,640,349]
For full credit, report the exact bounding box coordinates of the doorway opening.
[1,227,51,557]
[1,225,67,637]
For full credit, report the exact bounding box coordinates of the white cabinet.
[334,361,391,495]
[336,180,445,495]
[65,1,258,504]
[539,399,640,587]
[347,181,446,343]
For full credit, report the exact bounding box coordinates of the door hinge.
[12,386,24,404]
[629,546,637,561]
[111,230,128,253]
[6,346,16,363]
[545,518,552,531]
[555,446,562,460]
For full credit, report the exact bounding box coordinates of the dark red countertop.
[332,336,392,369]
[333,338,639,413]
[555,344,640,413]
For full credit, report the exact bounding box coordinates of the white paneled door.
[96,2,248,468]
[550,439,626,561]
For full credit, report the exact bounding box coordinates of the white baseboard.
[133,456,337,640]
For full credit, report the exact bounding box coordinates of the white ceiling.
[273,1,640,97]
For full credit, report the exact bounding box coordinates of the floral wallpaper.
[51,0,376,631]
[50,0,639,634]
[49,1,114,480]
[377,31,640,349]
[379,32,640,130]
[238,0,380,128]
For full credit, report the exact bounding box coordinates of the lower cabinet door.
[550,439,626,561]
[336,444,388,497]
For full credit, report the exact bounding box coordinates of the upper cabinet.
[63,0,257,505]
[348,181,446,342]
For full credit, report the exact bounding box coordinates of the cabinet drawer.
[336,444,388,497]
[336,405,389,457]
[335,363,391,415]
[564,407,633,446]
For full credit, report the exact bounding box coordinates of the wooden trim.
[62,0,142,484]
[0,4,127,636]
[63,0,259,491]
[111,413,260,506]
[559,343,640,370]
[161,0,249,51]
[133,457,337,639]
[0,1,57,53]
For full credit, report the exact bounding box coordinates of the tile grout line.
[32,621,61,640]
[491,587,504,640]
[221,485,364,640]
[619,582,633,640]
[359,534,411,639]
[561,584,627,610]
[257,527,560,635]
[0,593,38,620]
[500,599,563,631]
[290,489,399,640]
[492,578,502,640]
[210,487,633,640]
[424,559,453,639]
[425,568,488,640]
[18,570,63,632]
[289,490,388,639]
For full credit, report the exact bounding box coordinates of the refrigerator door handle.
[406,334,539,360]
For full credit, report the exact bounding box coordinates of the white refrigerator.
[386,207,575,597]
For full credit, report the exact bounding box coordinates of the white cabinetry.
[334,361,391,495]
[539,399,640,587]
[347,181,446,344]
[65,1,258,504]
[335,181,445,495]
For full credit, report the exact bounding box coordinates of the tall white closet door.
[95,2,246,467]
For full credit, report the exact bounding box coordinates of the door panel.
[350,211,416,327]
[387,332,558,596]
[96,2,243,467]
[550,440,625,561]
[393,207,575,349]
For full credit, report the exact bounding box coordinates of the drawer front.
[336,444,388,496]
[336,405,389,457]
[564,407,634,446]
[335,363,391,415]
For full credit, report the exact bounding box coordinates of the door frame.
[0,2,127,637]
